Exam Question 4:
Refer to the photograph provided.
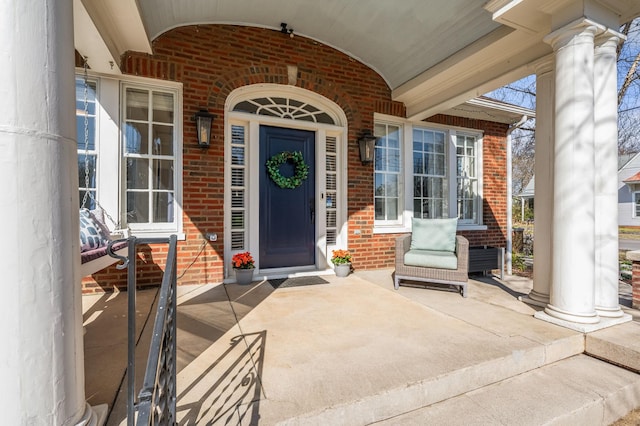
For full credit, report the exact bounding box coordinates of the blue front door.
[259,126,316,268]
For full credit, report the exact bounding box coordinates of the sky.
[486,19,640,115]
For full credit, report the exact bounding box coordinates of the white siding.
[618,153,640,226]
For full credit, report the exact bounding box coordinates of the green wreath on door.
[266,151,309,189]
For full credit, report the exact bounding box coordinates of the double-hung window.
[374,123,402,224]
[373,117,483,232]
[413,128,447,219]
[74,71,183,237]
[456,134,479,223]
[633,192,640,218]
[123,86,177,229]
[76,77,98,209]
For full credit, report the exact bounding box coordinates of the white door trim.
[223,84,348,279]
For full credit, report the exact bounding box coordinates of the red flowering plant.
[331,249,352,265]
[231,251,255,269]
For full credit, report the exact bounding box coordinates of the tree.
[618,19,640,154]
[487,17,640,194]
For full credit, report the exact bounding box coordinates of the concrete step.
[375,354,640,426]
[268,334,585,425]
[586,321,640,373]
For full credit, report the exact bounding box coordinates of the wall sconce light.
[194,109,214,149]
[358,131,376,165]
[280,22,294,38]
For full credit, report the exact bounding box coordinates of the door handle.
[310,199,315,224]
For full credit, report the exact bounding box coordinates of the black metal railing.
[108,235,178,426]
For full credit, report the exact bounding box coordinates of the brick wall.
[631,256,640,309]
[81,24,508,292]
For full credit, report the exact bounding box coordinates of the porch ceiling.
[136,0,500,91]
[75,0,640,119]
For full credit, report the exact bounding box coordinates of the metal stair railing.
[108,235,178,425]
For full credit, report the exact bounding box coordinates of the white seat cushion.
[404,249,458,270]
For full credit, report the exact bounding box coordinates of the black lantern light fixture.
[194,109,214,149]
[358,131,376,165]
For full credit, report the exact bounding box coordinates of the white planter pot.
[234,268,255,285]
[334,263,351,277]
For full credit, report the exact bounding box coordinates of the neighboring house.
[518,177,535,222]
[619,153,640,226]
[520,152,640,226]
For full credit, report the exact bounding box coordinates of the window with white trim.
[123,86,177,227]
[456,134,479,223]
[413,128,447,219]
[74,72,183,236]
[633,192,640,218]
[374,123,402,224]
[76,77,98,209]
[373,118,483,231]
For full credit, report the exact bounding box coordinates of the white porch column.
[527,57,555,306]
[543,20,599,324]
[594,31,625,318]
[0,1,103,424]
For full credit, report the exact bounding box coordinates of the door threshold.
[223,267,334,284]
[256,268,335,282]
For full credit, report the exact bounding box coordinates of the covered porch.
[4,0,640,424]
[83,270,640,425]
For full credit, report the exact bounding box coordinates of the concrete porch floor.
[82,270,640,425]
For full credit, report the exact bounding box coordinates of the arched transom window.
[232,96,337,125]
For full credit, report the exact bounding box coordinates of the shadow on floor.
[83,289,159,415]
[177,330,267,425]
[175,281,275,373]
[84,280,275,425]
[469,274,529,299]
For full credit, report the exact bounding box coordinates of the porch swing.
[79,59,129,276]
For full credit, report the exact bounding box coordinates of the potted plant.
[331,249,352,277]
[231,251,255,285]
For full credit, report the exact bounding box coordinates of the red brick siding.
[633,262,640,309]
[81,24,507,292]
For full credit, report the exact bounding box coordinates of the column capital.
[533,54,554,76]
[595,28,625,49]
[543,18,603,50]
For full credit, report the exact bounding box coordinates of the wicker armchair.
[394,234,469,297]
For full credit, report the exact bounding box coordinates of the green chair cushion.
[404,249,458,270]
[410,217,458,252]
